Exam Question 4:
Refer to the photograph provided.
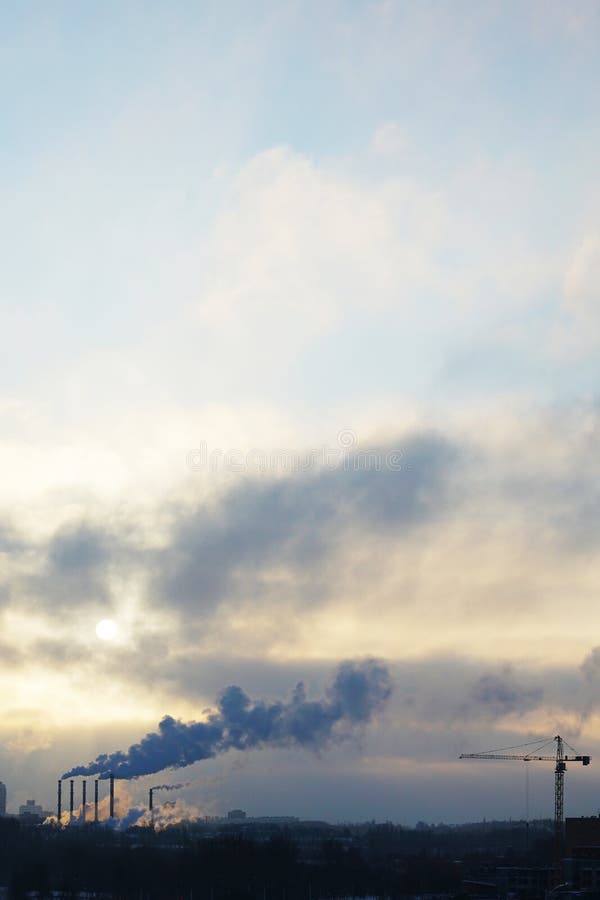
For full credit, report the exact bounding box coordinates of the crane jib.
[459,754,590,764]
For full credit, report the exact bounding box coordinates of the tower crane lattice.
[460,735,590,876]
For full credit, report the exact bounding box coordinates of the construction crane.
[460,735,590,875]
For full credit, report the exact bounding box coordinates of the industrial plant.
[0,733,596,898]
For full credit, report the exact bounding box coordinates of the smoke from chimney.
[150,782,190,792]
[149,782,188,812]
[62,659,392,780]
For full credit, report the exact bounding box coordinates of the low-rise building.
[18,799,44,819]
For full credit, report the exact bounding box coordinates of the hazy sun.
[95,619,119,641]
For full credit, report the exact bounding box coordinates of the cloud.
[0,524,25,554]
[469,673,543,719]
[154,432,457,615]
[581,647,600,681]
[195,146,449,370]
[370,122,407,157]
[0,0,599,825]
[48,524,112,573]
[26,523,124,612]
[388,658,548,733]
[0,407,599,728]
[560,233,600,353]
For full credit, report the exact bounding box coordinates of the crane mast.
[555,735,565,857]
[460,735,590,879]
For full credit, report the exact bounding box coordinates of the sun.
[95,619,119,641]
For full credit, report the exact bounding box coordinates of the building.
[565,815,600,856]
[564,847,600,893]
[495,866,553,899]
[18,799,44,819]
[564,817,600,891]
[0,782,5,816]
[227,809,247,820]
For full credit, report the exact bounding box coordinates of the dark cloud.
[0,640,24,667]
[31,638,89,666]
[581,646,600,680]
[2,415,600,653]
[0,431,459,623]
[48,524,112,573]
[154,433,458,613]
[384,658,548,731]
[22,522,137,612]
[469,673,543,718]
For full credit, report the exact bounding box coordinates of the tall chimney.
[109,774,115,818]
[94,779,99,823]
[149,787,153,812]
[82,780,86,823]
[57,780,62,823]
[69,779,74,819]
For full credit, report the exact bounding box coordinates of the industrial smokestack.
[148,787,153,812]
[94,779,98,823]
[69,779,74,819]
[82,780,86,823]
[57,780,62,823]
[109,774,114,818]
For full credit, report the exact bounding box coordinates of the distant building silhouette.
[18,799,44,819]
[0,782,5,816]
[227,809,247,820]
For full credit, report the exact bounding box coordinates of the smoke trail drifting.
[151,782,190,791]
[62,659,391,780]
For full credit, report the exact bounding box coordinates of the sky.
[1,0,600,824]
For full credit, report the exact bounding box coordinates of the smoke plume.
[151,782,190,791]
[62,659,391,780]
[108,798,204,831]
